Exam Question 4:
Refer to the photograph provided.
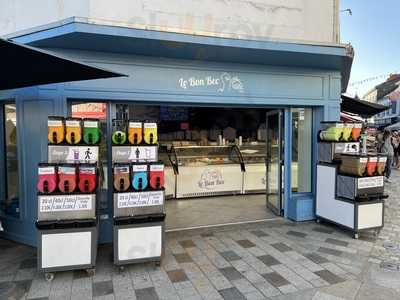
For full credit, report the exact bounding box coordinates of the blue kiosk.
[0,20,353,246]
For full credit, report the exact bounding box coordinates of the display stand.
[316,128,385,239]
[36,139,99,281]
[111,122,165,270]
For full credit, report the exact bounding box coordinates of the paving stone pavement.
[1,171,400,299]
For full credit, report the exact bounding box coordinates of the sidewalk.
[1,172,400,300]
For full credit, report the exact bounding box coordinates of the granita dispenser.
[149,163,164,189]
[78,164,97,193]
[131,164,148,191]
[83,119,100,145]
[37,163,57,194]
[112,119,127,145]
[128,121,143,145]
[47,116,65,144]
[58,164,77,193]
[65,117,82,145]
[113,164,130,192]
[143,122,158,145]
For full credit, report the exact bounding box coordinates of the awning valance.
[341,94,389,118]
[0,38,126,91]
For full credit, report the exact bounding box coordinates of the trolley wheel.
[316,218,321,224]
[119,266,125,273]
[86,268,96,277]
[45,273,55,282]
[353,233,359,239]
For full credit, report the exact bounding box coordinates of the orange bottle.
[128,121,143,145]
[47,116,65,144]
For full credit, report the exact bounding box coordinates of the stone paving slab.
[2,170,400,299]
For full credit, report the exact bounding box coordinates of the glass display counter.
[240,143,266,193]
[170,146,244,198]
[158,145,176,199]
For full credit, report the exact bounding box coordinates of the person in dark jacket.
[382,130,394,183]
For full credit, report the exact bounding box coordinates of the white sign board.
[358,176,384,189]
[48,146,99,163]
[117,191,164,208]
[112,146,158,162]
[39,194,93,212]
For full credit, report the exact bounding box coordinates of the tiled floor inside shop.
[2,171,400,299]
[165,194,278,230]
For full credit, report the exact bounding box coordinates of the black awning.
[0,38,126,90]
[341,94,389,118]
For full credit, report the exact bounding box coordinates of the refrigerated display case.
[170,146,244,198]
[158,146,176,199]
[240,144,266,193]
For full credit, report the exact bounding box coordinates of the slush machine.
[47,116,65,144]
[132,164,148,191]
[83,119,101,145]
[58,164,77,193]
[149,163,164,189]
[112,119,127,145]
[37,163,58,194]
[65,118,82,145]
[78,164,98,193]
[128,121,143,145]
[143,123,158,145]
[113,164,130,192]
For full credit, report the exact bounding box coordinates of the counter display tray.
[36,224,97,279]
[175,164,242,198]
[336,175,384,200]
[48,145,99,163]
[317,142,360,163]
[112,145,158,162]
[38,194,96,221]
[113,214,165,267]
[113,189,164,217]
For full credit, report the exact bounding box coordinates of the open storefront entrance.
[68,101,311,241]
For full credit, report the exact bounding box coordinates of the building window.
[291,108,312,193]
[2,103,19,217]
[391,101,397,114]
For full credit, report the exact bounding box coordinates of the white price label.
[129,122,142,128]
[358,176,384,189]
[39,195,93,212]
[38,167,56,175]
[117,191,164,208]
[84,121,98,128]
[144,123,157,129]
[48,120,63,127]
[66,120,81,127]
[150,164,164,172]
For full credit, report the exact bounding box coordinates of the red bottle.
[37,163,57,194]
[149,163,164,190]
[78,164,97,193]
[58,164,77,193]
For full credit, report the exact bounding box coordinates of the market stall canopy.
[341,94,389,118]
[0,38,126,90]
[340,111,364,122]
[385,122,400,131]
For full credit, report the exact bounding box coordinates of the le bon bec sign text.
[178,72,244,93]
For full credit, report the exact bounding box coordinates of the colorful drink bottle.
[132,164,148,191]
[112,119,127,145]
[37,163,57,194]
[149,163,164,189]
[113,164,130,192]
[128,121,143,145]
[143,122,158,145]
[376,156,387,176]
[78,164,97,193]
[65,118,82,145]
[351,123,363,141]
[58,164,77,193]
[47,116,65,144]
[83,119,100,145]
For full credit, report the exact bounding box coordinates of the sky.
[340,0,400,97]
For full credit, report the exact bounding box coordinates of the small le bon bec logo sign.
[178,72,244,93]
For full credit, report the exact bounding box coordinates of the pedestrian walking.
[382,130,394,183]
[391,131,400,167]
